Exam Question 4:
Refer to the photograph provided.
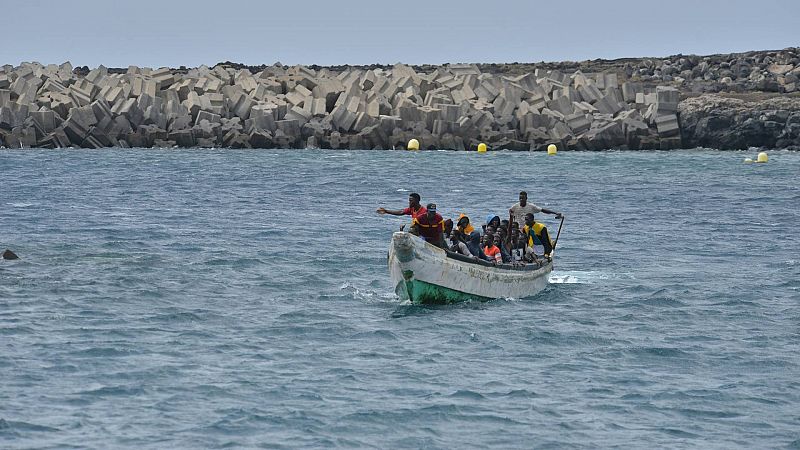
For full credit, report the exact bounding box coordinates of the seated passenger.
[496,228,512,263]
[443,218,454,239]
[481,231,492,248]
[484,214,501,233]
[456,214,476,236]
[508,221,538,262]
[509,228,525,262]
[522,213,554,258]
[449,230,472,256]
[500,219,510,235]
[465,229,490,261]
[483,235,504,264]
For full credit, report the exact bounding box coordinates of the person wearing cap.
[409,203,446,248]
[510,191,562,230]
[376,192,427,220]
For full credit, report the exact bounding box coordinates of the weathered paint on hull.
[388,232,552,304]
[395,278,492,305]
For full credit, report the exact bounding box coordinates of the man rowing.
[523,213,554,258]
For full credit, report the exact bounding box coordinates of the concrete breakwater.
[1,48,799,150]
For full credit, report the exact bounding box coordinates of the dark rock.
[698,115,733,133]
[275,119,301,146]
[737,117,774,148]
[196,137,217,148]
[348,134,365,150]
[169,129,196,147]
[2,249,19,260]
[39,128,71,148]
[357,124,389,149]
[152,139,177,148]
[583,122,625,149]
[249,130,273,148]
[761,110,790,123]
[62,115,91,145]
[125,132,147,148]
[113,116,134,137]
[81,134,105,149]
[755,78,782,92]
[273,129,294,148]
[192,119,219,140]
[221,129,251,148]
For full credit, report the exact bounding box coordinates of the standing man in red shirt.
[376,193,427,219]
[410,203,446,249]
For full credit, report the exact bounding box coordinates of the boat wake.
[339,282,397,304]
[549,270,629,284]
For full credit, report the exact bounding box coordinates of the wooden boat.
[388,232,552,304]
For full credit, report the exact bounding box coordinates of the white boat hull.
[388,232,552,304]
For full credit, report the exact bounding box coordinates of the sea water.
[1,149,798,448]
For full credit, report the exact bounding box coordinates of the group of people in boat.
[377,191,563,265]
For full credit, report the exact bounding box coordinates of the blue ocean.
[1,149,798,448]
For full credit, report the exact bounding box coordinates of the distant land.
[2,48,799,150]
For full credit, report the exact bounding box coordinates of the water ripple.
[1,149,799,448]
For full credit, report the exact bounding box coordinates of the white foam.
[7,202,35,208]
[549,270,624,284]
[340,282,398,303]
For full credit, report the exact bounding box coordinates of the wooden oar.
[508,212,514,246]
[552,215,565,250]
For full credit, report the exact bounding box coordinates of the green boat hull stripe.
[396,279,492,305]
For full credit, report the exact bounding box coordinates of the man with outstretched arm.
[376,192,427,219]
[509,191,562,230]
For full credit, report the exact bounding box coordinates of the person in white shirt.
[509,191,562,230]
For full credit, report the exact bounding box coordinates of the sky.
[3,0,799,68]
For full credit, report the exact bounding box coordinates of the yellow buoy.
[407,138,419,151]
[477,143,487,153]
[756,152,768,163]
[547,144,558,155]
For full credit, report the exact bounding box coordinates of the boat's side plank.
[389,232,551,303]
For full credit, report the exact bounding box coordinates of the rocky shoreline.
[2,48,800,150]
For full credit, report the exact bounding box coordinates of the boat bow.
[388,232,552,304]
